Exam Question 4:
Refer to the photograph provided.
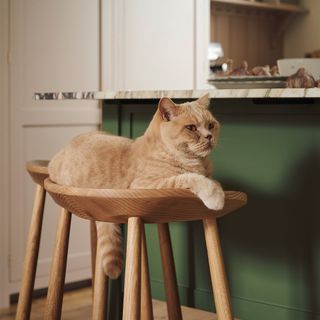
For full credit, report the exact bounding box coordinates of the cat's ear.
[197,93,210,108]
[158,97,178,121]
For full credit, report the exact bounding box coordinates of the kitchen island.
[36,88,320,320]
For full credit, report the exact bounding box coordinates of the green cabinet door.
[103,99,320,320]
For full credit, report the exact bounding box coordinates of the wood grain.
[123,217,142,320]
[44,208,72,320]
[90,220,97,293]
[1,287,226,320]
[92,239,108,320]
[26,161,49,187]
[203,218,233,320]
[15,184,46,320]
[42,177,247,320]
[158,224,182,320]
[44,178,247,224]
[141,226,153,320]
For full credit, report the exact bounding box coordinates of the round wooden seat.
[43,177,247,320]
[26,160,49,186]
[44,178,247,224]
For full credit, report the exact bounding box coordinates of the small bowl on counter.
[277,58,320,79]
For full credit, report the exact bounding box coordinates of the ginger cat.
[48,94,224,279]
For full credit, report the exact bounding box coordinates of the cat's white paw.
[202,192,225,210]
[199,182,225,211]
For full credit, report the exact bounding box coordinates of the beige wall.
[284,0,320,58]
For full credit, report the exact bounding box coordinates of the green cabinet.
[103,98,320,320]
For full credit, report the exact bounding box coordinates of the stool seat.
[44,178,247,223]
[43,177,247,320]
[26,160,49,186]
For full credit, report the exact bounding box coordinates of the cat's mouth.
[189,141,213,157]
[202,144,214,155]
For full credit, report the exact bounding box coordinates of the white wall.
[284,0,320,58]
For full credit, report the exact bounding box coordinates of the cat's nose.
[206,134,212,141]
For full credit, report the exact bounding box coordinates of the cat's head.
[157,94,220,158]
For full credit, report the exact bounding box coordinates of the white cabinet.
[102,0,211,90]
[0,0,212,307]
[0,0,101,306]
[123,0,195,90]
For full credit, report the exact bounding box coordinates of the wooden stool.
[44,178,247,320]
[16,161,99,320]
[15,161,49,320]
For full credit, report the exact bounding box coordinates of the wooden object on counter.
[44,178,247,320]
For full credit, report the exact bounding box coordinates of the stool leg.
[44,208,72,320]
[157,223,182,320]
[16,184,46,320]
[123,217,142,320]
[92,239,108,320]
[141,225,153,320]
[203,218,233,320]
[90,221,97,291]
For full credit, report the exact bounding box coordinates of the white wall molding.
[0,0,10,308]
[195,0,211,89]
[101,0,125,90]
[19,107,101,126]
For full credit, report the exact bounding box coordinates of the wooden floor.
[0,287,217,320]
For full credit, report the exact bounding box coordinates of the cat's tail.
[96,221,123,279]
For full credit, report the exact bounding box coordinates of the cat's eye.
[185,124,197,132]
[208,122,215,130]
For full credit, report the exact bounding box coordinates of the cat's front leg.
[155,173,225,211]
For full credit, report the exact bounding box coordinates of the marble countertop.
[34,88,320,100]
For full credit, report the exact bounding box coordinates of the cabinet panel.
[103,99,320,320]
[103,0,195,90]
[123,0,194,90]
[8,0,100,296]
